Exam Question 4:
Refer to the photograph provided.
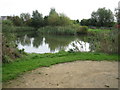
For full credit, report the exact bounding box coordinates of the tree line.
[80,7,115,27]
[7,8,75,28]
[6,7,116,28]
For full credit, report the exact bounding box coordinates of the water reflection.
[66,40,90,52]
[16,33,90,53]
[17,37,58,53]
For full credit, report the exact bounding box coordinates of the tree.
[20,13,31,26]
[91,7,114,27]
[43,16,49,26]
[76,19,80,24]
[47,8,59,26]
[115,8,120,25]
[80,19,92,26]
[7,16,23,26]
[20,13,31,21]
[58,13,72,26]
[47,8,72,26]
[31,10,44,28]
[72,19,80,25]
[80,19,89,26]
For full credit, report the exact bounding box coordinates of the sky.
[0,0,119,20]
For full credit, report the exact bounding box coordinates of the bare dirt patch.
[3,61,118,88]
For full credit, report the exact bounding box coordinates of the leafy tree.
[7,16,23,26]
[91,7,114,27]
[43,16,49,26]
[47,8,59,26]
[80,19,93,26]
[20,13,31,21]
[76,19,80,24]
[47,8,72,26]
[31,10,44,28]
[58,13,72,26]
[72,19,80,25]
[20,13,32,26]
[80,19,89,26]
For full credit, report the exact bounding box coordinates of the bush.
[77,26,88,34]
[2,20,13,26]
[2,33,23,63]
[2,55,12,63]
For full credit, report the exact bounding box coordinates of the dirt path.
[3,61,118,88]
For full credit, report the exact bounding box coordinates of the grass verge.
[3,51,118,82]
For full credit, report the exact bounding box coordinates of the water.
[15,31,118,54]
[16,32,91,53]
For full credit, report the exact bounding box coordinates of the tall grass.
[38,26,88,35]
[38,26,76,35]
[2,25,15,32]
[2,26,35,32]
[14,26,35,32]
[87,30,118,54]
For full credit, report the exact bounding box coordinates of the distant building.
[1,16,7,20]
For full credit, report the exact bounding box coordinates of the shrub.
[77,26,88,34]
[2,33,23,63]
[2,55,12,63]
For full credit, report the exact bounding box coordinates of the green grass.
[3,51,118,82]
[87,28,111,35]
[88,29,111,32]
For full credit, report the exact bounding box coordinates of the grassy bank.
[3,51,118,82]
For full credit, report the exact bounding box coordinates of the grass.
[38,26,112,36]
[38,26,76,35]
[87,28,112,36]
[2,51,118,82]
[88,29,111,32]
[14,26,35,32]
[2,26,35,32]
[38,26,88,35]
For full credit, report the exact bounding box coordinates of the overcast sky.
[0,0,119,20]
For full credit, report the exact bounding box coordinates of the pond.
[15,31,118,54]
